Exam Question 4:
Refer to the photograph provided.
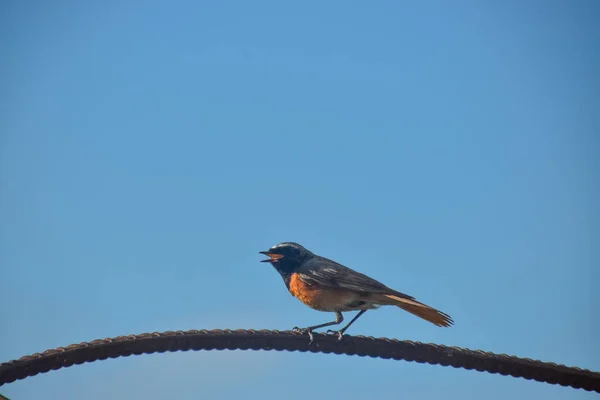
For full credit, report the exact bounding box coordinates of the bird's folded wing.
[297,257,415,300]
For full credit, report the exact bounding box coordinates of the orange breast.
[288,272,360,312]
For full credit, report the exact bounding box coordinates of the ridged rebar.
[1,329,598,392]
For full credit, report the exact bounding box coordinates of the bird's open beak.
[259,251,283,263]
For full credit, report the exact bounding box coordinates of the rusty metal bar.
[1,329,598,392]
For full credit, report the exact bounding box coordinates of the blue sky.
[1,1,598,399]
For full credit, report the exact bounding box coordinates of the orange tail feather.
[374,294,454,327]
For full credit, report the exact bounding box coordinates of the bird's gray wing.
[297,256,415,300]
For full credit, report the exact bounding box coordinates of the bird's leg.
[293,311,344,332]
[327,309,368,341]
[293,311,344,344]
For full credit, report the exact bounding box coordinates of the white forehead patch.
[270,242,304,251]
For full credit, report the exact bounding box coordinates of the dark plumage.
[260,242,453,342]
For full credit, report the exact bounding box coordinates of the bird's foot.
[326,329,344,341]
[292,326,315,344]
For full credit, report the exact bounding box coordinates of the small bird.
[260,242,453,342]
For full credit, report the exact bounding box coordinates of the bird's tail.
[372,294,454,327]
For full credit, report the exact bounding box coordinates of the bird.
[259,242,453,342]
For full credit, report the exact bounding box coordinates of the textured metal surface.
[1,329,598,392]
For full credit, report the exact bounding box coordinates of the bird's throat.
[272,264,293,289]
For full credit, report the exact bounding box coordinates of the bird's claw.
[292,327,315,344]
[326,329,344,341]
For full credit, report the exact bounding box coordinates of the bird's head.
[259,242,313,272]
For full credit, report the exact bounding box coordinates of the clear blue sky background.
[1,1,598,399]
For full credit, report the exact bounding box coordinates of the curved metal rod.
[1,329,598,392]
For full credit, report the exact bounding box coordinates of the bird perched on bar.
[260,242,453,342]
